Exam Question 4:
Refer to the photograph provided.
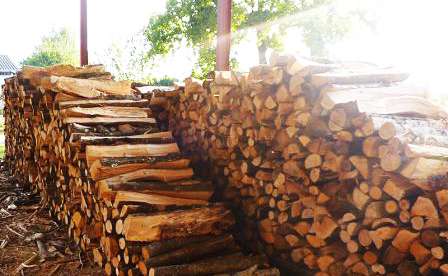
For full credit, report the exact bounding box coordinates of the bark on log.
[122,205,235,242]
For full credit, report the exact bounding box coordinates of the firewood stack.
[154,53,448,275]
[2,65,276,276]
[3,76,35,187]
[151,73,265,253]
[140,85,177,132]
[165,78,211,176]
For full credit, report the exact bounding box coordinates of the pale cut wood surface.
[61,106,151,118]
[63,117,156,125]
[44,76,134,98]
[86,143,180,165]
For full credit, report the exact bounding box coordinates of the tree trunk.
[257,31,268,64]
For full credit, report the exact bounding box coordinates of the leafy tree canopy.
[22,28,78,67]
[144,75,178,86]
[145,0,301,77]
[144,0,367,77]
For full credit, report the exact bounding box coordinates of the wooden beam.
[80,0,88,66]
[216,0,231,70]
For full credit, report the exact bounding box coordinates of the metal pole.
[216,0,231,71]
[80,0,88,66]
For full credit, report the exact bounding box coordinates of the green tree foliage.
[97,33,165,82]
[145,0,300,77]
[22,28,78,67]
[143,76,178,86]
[296,1,374,57]
[145,0,372,77]
[102,40,144,81]
[237,0,299,63]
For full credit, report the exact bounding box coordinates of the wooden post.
[216,0,231,71]
[80,0,88,66]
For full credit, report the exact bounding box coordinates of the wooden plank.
[44,76,135,98]
[311,69,409,87]
[63,117,156,124]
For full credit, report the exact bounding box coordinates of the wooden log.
[401,157,448,183]
[99,180,214,201]
[410,239,431,265]
[43,76,135,98]
[22,64,106,80]
[284,55,337,76]
[58,98,149,108]
[369,115,448,147]
[392,230,419,253]
[89,156,190,180]
[320,84,428,109]
[61,106,151,118]
[141,235,215,260]
[148,253,267,276]
[101,190,207,206]
[63,117,156,125]
[86,143,180,165]
[320,85,445,118]
[96,154,185,168]
[145,234,238,266]
[99,168,194,184]
[77,131,173,145]
[122,205,235,242]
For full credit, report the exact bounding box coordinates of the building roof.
[0,55,18,75]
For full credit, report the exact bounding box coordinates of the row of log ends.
[149,52,448,275]
[2,64,278,276]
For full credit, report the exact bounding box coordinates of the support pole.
[80,0,88,66]
[216,0,231,71]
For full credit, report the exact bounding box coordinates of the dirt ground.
[0,161,102,275]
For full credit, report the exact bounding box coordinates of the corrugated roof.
[0,55,18,74]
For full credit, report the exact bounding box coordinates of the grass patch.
[0,144,4,158]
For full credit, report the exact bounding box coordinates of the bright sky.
[1,0,448,99]
[0,0,166,64]
[330,0,448,98]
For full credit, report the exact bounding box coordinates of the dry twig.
[6,226,24,238]
[0,239,8,248]
[48,263,62,276]
[15,252,38,274]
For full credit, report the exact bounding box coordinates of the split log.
[148,253,267,276]
[144,234,237,266]
[122,205,235,242]
[43,76,135,98]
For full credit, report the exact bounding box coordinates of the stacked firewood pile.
[153,53,448,275]
[151,74,266,251]
[2,65,277,276]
